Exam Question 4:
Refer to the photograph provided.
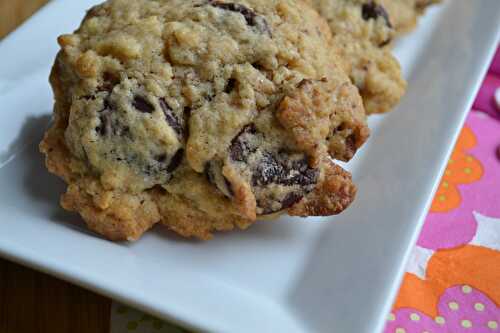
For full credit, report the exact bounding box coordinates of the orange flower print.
[393,245,500,317]
[430,126,483,213]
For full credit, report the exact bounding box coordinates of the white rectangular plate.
[1,1,499,332]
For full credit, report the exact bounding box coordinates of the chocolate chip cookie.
[41,0,369,241]
[307,0,407,114]
[379,0,441,35]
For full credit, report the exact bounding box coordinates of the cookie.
[41,0,369,241]
[307,0,407,114]
[379,0,441,35]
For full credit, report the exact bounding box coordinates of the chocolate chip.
[378,38,392,48]
[95,98,114,136]
[81,95,95,100]
[210,2,256,25]
[159,98,184,137]
[281,192,303,209]
[252,152,318,214]
[184,106,192,138]
[155,154,167,163]
[205,161,234,197]
[102,98,112,110]
[252,153,317,187]
[133,96,154,113]
[230,125,318,187]
[251,62,264,71]
[415,0,433,10]
[297,79,313,88]
[252,153,285,186]
[229,124,258,162]
[224,78,237,93]
[167,149,184,173]
[209,1,271,36]
[97,72,119,93]
[258,192,303,215]
[205,164,216,184]
[226,124,319,215]
[142,150,183,182]
[296,78,326,89]
[282,158,318,187]
[345,134,356,154]
[362,1,392,28]
[96,116,109,135]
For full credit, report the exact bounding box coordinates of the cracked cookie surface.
[41,0,369,241]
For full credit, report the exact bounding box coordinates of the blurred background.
[0,0,49,39]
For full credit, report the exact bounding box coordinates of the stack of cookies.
[40,0,439,241]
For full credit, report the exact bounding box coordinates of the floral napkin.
[385,47,500,333]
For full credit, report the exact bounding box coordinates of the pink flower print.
[418,113,500,250]
[438,285,500,332]
[386,285,500,333]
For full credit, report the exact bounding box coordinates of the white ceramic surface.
[0,1,499,332]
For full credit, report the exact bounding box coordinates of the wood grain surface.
[0,0,50,38]
[0,1,112,332]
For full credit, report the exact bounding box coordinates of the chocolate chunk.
[133,96,154,113]
[205,161,234,197]
[252,153,317,187]
[297,79,313,88]
[96,113,112,136]
[209,1,271,36]
[226,124,319,214]
[155,154,167,163]
[184,106,191,138]
[229,124,258,162]
[224,78,237,93]
[251,62,264,71]
[344,133,358,156]
[167,149,184,173]
[95,98,114,136]
[205,164,217,185]
[258,192,303,215]
[159,98,184,137]
[98,72,119,93]
[142,149,182,182]
[210,2,257,25]
[281,192,304,210]
[252,153,285,186]
[378,38,392,48]
[362,1,392,28]
[282,157,318,187]
[230,125,318,187]
[81,95,95,101]
[95,99,131,138]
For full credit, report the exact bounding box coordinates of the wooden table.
[0,1,111,332]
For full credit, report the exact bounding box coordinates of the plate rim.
[0,1,499,333]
